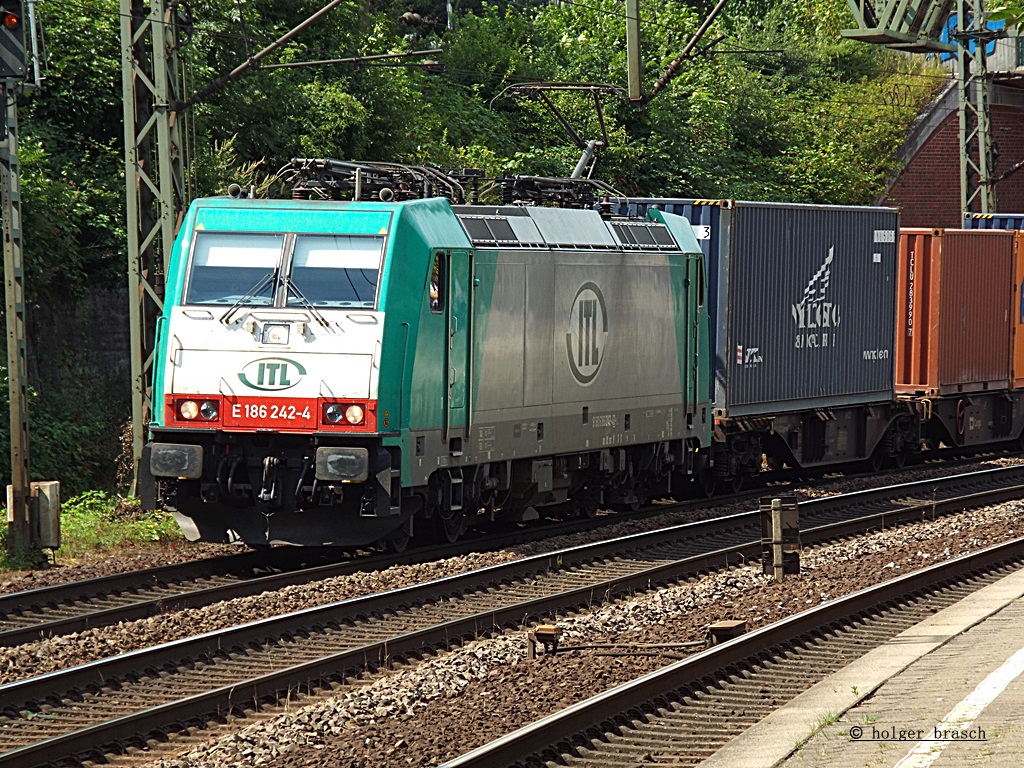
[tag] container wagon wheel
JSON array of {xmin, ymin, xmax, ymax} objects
[
  {"xmin": 870, "ymin": 431, "xmax": 896, "ymax": 472},
  {"xmin": 868, "ymin": 448, "xmax": 885, "ymax": 473}
]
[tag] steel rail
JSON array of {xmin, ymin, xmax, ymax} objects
[
  {"xmin": 440, "ymin": 536, "xmax": 1024, "ymax": 768},
  {"xmin": 1, "ymin": 467, "xmax": 1023, "ymax": 766},
  {"xmin": 0, "ymin": 549, "xmax": 270, "ymax": 614},
  {"xmin": 2, "ymin": 461, "xmax": 1018, "ymax": 649},
  {"xmin": 0, "ymin": 479, "xmax": 764, "ymax": 646}
]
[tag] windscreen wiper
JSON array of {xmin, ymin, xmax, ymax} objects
[
  {"xmin": 281, "ymin": 275, "xmax": 331, "ymax": 328},
  {"xmin": 219, "ymin": 270, "xmax": 277, "ymax": 325}
]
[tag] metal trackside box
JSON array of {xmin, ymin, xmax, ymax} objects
[{"xmin": 615, "ymin": 199, "xmax": 899, "ymax": 417}]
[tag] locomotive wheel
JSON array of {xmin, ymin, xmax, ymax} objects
[
  {"xmin": 612, "ymin": 486, "xmax": 648, "ymax": 512},
  {"xmin": 434, "ymin": 509, "xmax": 465, "ymax": 544},
  {"xmin": 387, "ymin": 529, "xmax": 411, "ymax": 553},
  {"xmin": 574, "ymin": 491, "xmax": 599, "ymax": 518},
  {"xmin": 729, "ymin": 473, "xmax": 744, "ymax": 494}
]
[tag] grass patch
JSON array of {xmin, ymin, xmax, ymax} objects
[
  {"xmin": 1, "ymin": 490, "xmax": 183, "ymax": 570},
  {"xmin": 59, "ymin": 491, "xmax": 183, "ymax": 559}
]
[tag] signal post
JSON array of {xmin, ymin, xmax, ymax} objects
[{"xmin": 1, "ymin": 0, "xmax": 54, "ymax": 561}]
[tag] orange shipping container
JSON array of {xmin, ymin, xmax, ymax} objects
[{"xmin": 896, "ymin": 229, "xmax": 1015, "ymax": 396}]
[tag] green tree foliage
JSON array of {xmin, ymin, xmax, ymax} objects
[
  {"xmin": 989, "ymin": 0, "xmax": 1024, "ymax": 28},
  {"xmin": 0, "ymin": 366, "xmax": 119, "ymax": 495},
  {"xmin": 18, "ymin": 1, "xmax": 125, "ymax": 298}
]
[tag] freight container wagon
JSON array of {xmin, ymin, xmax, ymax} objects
[
  {"xmin": 896, "ymin": 229, "xmax": 1013, "ymax": 395},
  {"xmin": 615, "ymin": 198, "xmax": 911, "ymax": 483},
  {"xmin": 896, "ymin": 228, "xmax": 1022, "ymax": 447}
]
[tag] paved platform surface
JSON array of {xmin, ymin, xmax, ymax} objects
[{"xmin": 697, "ymin": 564, "xmax": 1024, "ymax": 768}]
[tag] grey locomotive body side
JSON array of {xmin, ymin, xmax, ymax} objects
[{"xmin": 402, "ymin": 206, "xmax": 713, "ymax": 519}]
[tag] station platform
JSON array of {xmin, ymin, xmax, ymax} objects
[{"xmin": 697, "ymin": 563, "xmax": 1024, "ymax": 768}]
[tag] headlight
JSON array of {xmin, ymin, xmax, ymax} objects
[
  {"xmin": 261, "ymin": 323, "xmax": 290, "ymax": 345},
  {"xmin": 200, "ymin": 400, "xmax": 219, "ymax": 420},
  {"xmin": 324, "ymin": 404, "xmax": 344, "ymax": 423},
  {"xmin": 179, "ymin": 400, "xmax": 199, "ymax": 420},
  {"xmin": 345, "ymin": 404, "xmax": 365, "ymax": 425}
]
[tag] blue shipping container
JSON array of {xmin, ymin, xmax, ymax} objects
[
  {"xmin": 964, "ymin": 213, "xmax": 1024, "ymax": 230},
  {"xmin": 615, "ymin": 198, "xmax": 899, "ymax": 418}
]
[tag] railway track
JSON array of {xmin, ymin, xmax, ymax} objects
[
  {"xmin": 2, "ymin": 457, "xmax": 1019, "ymax": 650},
  {"xmin": 441, "ymin": 539, "xmax": 1024, "ymax": 768},
  {"xmin": 0, "ymin": 465, "xmax": 1023, "ymax": 767}
]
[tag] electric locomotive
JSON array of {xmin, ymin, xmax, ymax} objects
[{"xmin": 141, "ymin": 160, "xmax": 713, "ymax": 548}]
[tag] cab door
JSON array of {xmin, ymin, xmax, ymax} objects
[{"xmin": 446, "ymin": 250, "xmax": 471, "ymax": 443}]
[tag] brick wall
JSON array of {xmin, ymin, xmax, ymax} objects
[
  {"xmin": 884, "ymin": 102, "xmax": 1024, "ymax": 228},
  {"xmin": 28, "ymin": 282, "xmax": 132, "ymax": 404}
]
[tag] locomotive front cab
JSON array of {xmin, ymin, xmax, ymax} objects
[{"xmin": 143, "ymin": 200, "xmax": 405, "ymax": 547}]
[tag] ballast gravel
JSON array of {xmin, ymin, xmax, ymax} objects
[{"xmin": 141, "ymin": 499, "xmax": 1023, "ymax": 768}]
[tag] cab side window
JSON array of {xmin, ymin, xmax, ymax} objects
[{"xmin": 430, "ymin": 252, "xmax": 446, "ymax": 314}]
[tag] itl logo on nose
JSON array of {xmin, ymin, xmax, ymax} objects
[
  {"xmin": 259, "ymin": 362, "xmax": 290, "ymax": 386},
  {"xmin": 238, "ymin": 357, "xmax": 307, "ymax": 391}
]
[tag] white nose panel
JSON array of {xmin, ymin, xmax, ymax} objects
[{"xmin": 173, "ymin": 351, "xmax": 374, "ymax": 399}]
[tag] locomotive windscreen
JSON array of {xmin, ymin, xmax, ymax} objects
[
  {"xmin": 184, "ymin": 231, "xmax": 384, "ymax": 308},
  {"xmin": 185, "ymin": 232, "xmax": 283, "ymax": 305},
  {"xmin": 286, "ymin": 234, "xmax": 383, "ymax": 308}
]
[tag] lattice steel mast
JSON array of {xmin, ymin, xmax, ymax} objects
[
  {"xmin": 843, "ymin": 0, "xmax": 998, "ymax": 212},
  {"xmin": 121, "ymin": 0, "xmax": 185, "ymax": 490},
  {"xmin": 955, "ymin": 0, "xmax": 995, "ymax": 213}
]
